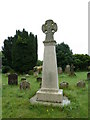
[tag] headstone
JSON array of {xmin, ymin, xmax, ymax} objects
[
  {"xmin": 37, "ymin": 77, "xmax": 42, "ymax": 82},
  {"xmin": 60, "ymin": 82, "xmax": 69, "ymax": 89},
  {"xmin": 8, "ymin": 73, "xmax": 18, "ymax": 85},
  {"xmin": 70, "ymin": 64, "xmax": 76, "ymax": 76},
  {"xmin": 87, "ymin": 72, "xmax": 90, "ymax": 80},
  {"xmin": 34, "ymin": 72, "xmax": 38, "ymax": 77},
  {"xmin": 34, "ymin": 66, "xmax": 42, "ymax": 74},
  {"xmin": 36, "ymin": 20, "xmax": 63, "ymax": 103},
  {"xmin": 58, "ymin": 67, "xmax": 62, "ymax": 74},
  {"xmin": 77, "ymin": 81, "xmax": 85, "ymax": 88},
  {"xmin": 65, "ymin": 65, "xmax": 70, "ymax": 74},
  {"xmin": 20, "ymin": 81, "xmax": 30, "ymax": 90}
]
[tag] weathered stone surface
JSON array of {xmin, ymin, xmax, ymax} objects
[
  {"xmin": 87, "ymin": 72, "xmax": 90, "ymax": 80},
  {"xmin": 20, "ymin": 81, "xmax": 30, "ymax": 90},
  {"xmin": 77, "ymin": 81, "xmax": 85, "ymax": 88},
  {"xmin": 8, "ymin": 73, "xmax": 18, "ymax": 85},
  {"xmin": 37, "ymin": 89, "xmax": 63, "ymax": 103},
  {"xmin": 60, "ymin": 82, "xmax": 69, "ymax": 88},
  {"xmin": 42, "ymin": 19, "xmax": 57, "ymax": 41},
  {"xmin": 36, "ymin": 20, "xmax": 63, "ymax": 103},
  {"xmin": 30, "ymin": 95, "xmax": 70, "ymax": 106}
]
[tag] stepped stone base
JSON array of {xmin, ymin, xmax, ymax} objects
[
  {"xmin": 30, "ymin": 93, "xmax": 70, "ymax": 107},
  {"xmin": 36, "ymin": 89, "xmax": 63, "ymax": 103}
]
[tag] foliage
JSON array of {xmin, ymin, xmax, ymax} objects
[
  {"xmin": 28, "ymin": 70, "xmax": 34, "ymax": 75},
  {"xmin": 56, "ymin": 42, "xmax": 73, "ymax": 70},
  {"xmin": 2, "ymin": 37, "xmax": 13, "ymax": 67},
  {"xmin": 2, "ymin": 29, "xmax": 38, "ymax": 73},
  {"xmin": 56, "ymin": 42, "xmax": 90, "ymax": 71},
  {"xmin": 73, "ymin": 54, "xmax": 90, "ymax": 71},
  {"xmin": 36, "ymin": 60, "xmax": 43, "ymax": 66},
  {"xmin": 2, "ymin": 66, "xmax": 12, "ymax": 73},
  {"xmin": 2, "ymin": 72, "xmax": 88, "ymax": 118}
]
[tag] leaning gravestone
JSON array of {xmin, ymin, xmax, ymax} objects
[
  {"xmin": 87, "ymin": 72, "xmax": 90, "ymax": 80},
  {"xmin": 36, "ymin": 19, "xmax": 63, "ymax": 103},
  {"xmin": 65, "ymin": 65, "xmax": 70, "ymax": 74},
  {"xmin": 20, "ymin": 78, "xmax": 30, "ymax": 90},
  {"xmin": 8, "ymin": 73, "xmax": 18, "ymax": 85}
]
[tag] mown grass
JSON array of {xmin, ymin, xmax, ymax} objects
[
  {"xmin": 2, "ymin": 72, "xmax": 88, "ymax": 118},
  {"xmin": 0, "ymin": 71, "xmax": 2, "ymax": 119}
]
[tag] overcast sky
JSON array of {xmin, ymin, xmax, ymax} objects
[{"xmin": 0, "ymin": 0, "xmax": 88, "ymax": 60}]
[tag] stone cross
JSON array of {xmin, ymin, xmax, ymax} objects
[
  {"xmin": 42, "ymin": 20, "xmax": 57, "ymax": 41},
  {"xmin": 36, "ymin": 20, "xmax": 63, "ymax": 103}
]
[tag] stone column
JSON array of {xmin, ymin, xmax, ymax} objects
[{"xmin": 36, "ymin": 20, "xmax": 63, "ymax": 103}]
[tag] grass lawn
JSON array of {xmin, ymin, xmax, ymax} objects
[
  {"xmin": 2, "ymin": 72, "xmax": 88, "ymax": 118},
  {"xmin": 0, "ymin": 72, "xmax": 2, "ymax": 119}
]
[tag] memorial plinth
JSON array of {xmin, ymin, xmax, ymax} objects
[{"xmin": 36, "ymin": 20, "xmax": 63, "ymax": 103}]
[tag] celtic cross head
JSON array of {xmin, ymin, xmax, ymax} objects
[{"xmin": 42, "ymin": 20, "xmax": 57, "ymax": 41}]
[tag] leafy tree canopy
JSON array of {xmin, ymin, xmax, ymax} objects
[
  {"xmin": 56, "ymin": 42, "xmax": 73, "ymax": 70},
  {"xmin": 2, "ymin": 29, "xmax": 38, "ymax": 73}
]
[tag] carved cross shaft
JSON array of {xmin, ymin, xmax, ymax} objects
[{"xmin": 42, "ymin": 20, "xmax": 57, "ymax": 41}]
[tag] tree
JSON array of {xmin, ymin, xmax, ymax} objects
[
  {"xmin": 56, "ymin": 42, "xmax": 73, "ymax": 70},
  {"xmin": 2, "ymin": 29, "xmax": 38, "ymax": 73},
  {"xmin": 73, "ymin": 54, "xmax": 90, "ymax": 71},
  {"xmin": 2, "ymin": 37, "xmax": 13, "ymax": 67}
]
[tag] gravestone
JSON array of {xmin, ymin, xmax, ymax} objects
[
  {"xmin": 58, "ymin": 67, "xmax": 62, "ymax": 74},
  {"xmin": 20, "ymin": 78, "xmax": 30, "ymax": 90},
  {"xmin": 70, "ymin": 64, "xmax": 76, "ymax": 76},
  {"xmin": 20, "ymin": 81, "xmax": 30, "ymax": 90},
  {"xmin": 8, "ymin": 73, "xmax": 18, "ymax": 85},
  {"xmin": 65, "ymin": 65, "xmax": 70, "ymax": 74},
  {"xmin": 34, "ymin": 72, "xmax": 38, "ymax": 77},
  {"xmin": 60, "ymin": 82, "xmax": 69, "ymax": 89},
  {"xmin": 87, "ymin": 72, "xmax": 90, "ymax": 80},
  {"xmin": 36, "ymin": 20, "xmax": 63, "ymax": 103},
  {"xmin": 77, "ymin": 81, "xmax": 85, "ymax": 88}
]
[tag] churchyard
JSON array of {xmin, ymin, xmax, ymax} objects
[
  {"xmin": 2, "ymin": 71, "xmax": 88, "ymax": 118},
  {"xmin": 1, "ymin": 19, "xmax": 89, "ymax": 119}
]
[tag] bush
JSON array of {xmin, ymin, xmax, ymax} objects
[
  {"xmin": 28, "ymin": 70, "xmax": 34, "ymax": 75},
  {"xmin": 2, "ymin": 66, "xmax": 11, "ymax": 73},
  {"xmin": 36, "ymin": 60, "xmax": 43, "ymax": 66}
]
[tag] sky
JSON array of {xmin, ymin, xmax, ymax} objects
[{"xmin": 0, "ymin": 0, "xmax": 89, "ymax": 60}]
